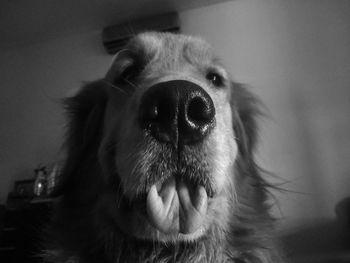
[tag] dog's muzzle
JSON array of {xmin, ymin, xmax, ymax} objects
[
  {"xmin": 136, "ymin": 80, "xmax": 216, "ymax": 235},
  {"xmin": 139, "ymin": 80, "xmax": 216, "ymax": 148}
]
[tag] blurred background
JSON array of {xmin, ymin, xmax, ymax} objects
[{"xmin": 0, "ymin": 0, "xmax": 349, "ymax": 262}]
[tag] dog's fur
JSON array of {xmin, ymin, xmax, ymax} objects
[{"xmin": 45, "ymin": 32, "xmax": 282, "ymax": 263}]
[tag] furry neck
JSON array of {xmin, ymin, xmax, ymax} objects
[
  {"xmin": 69, "ymin": 222, "xmax": 243, "ymax": 263},
  {"xmin": 105, "ymin": 226, "xmax": 233, "ymax": 263}
]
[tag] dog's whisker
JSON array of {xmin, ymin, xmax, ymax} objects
[
  {"xmin": 116, "ymin": 195, "xmax": 122, "ymax": 209},
  {"xmin": 103, "ymin": 79, "xmax": 130, "ymax": 95},
  {"xmin": 123, "ymin": 149, "xmax": 138, "ymax": 162},
  {"xmin": 123, "ymin": 78, "xmax": 139, "ymax": 91},
  {"xmin": 115, "ymin": 182, "xmax": 124, "ymax": 208},
  {"xmin": 230, "ymin": 177, "xmax": 239, "ymax": 205},
  {"xmin": 172, "ymin": 243, "xmax": 178, "ymax": 263},
  {"xmin": 124, "ymin": 22, "xmax": 136, "ymax": 38}
]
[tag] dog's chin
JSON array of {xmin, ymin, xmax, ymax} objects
[{"xmin": 116, "ymin": 175, "xmax": 213, "ymax": 243}]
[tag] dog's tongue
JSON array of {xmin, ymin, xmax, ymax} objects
[{"xmin": 146, "ymin": 177, "xmax": 208, "ymax": 234}]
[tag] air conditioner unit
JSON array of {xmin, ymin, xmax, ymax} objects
[{"xmin": 102, "ymin": 12, "xmax": 180, "ymax": 54}]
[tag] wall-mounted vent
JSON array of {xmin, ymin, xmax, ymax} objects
[{"xmin": 102, "ymin": 12, "xmax": 180, "ymax": 54}]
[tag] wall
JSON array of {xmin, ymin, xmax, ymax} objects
[
  {"xmin": 0, "ymin": 31, "xmax": 111, "ymax": 202},
  {"xmin": 0, "ymin": 0, "xmax": 349, "ymax": 230},
  {"xmin": 180, "ymin": 0, "xmax": 350, "ymax": 228}
]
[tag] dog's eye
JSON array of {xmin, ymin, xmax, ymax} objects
[{"xmin": 206, "ymin": 72, "xmax": 224, "ymax": 87}]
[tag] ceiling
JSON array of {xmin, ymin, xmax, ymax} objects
[{"xmin": 0, "ymin": 0, "xmax": 231, "ymax": 49}]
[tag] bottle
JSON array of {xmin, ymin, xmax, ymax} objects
[{"xmin": 34, "ymin": 165, "xmax": 47, "ymax": 197}]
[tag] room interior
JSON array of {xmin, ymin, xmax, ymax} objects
[{"xmin": 0, "ymin": 0, "xmax": 349, "ymax": 262}]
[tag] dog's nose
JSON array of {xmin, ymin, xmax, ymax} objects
[{"xmin": 139, "ymin": 80, "xmax": 215, "ymax": 147}]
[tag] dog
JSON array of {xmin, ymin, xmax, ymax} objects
[{"xmin": 45, "ymin": 32, "xmax": 283, "ymax": 263}]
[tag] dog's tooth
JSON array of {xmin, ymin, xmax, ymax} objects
[
  {"xmin": 146, "ymin": 178, "xmax": 180, "ymax": 234},
  {"xmin": 160, "ymin": 177, "xmax": 177, "ymax": 213},
  {"xmin": 147, "ymin": 185, "xmax": 163, "ymax": 214}
]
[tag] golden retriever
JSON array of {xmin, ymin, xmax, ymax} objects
[{"xmin": 45, "ymin": 32, "xmax": 282, "ymax": 263}]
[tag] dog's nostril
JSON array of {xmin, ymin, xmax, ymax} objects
[
  {"xmin": 187, "ymin": 96, "xmax": 214, "ymax": 124},
  {"xmin": 143, "ymin": 98, "xmax": 175, "ymax": 123}
]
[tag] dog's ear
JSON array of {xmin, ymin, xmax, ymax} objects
[
  {"xmin": 231, "ymin": 82, "xmax": 262, "ymax": 161},
  {"xmin": 52, "ymin": 80, "xmax": 107, "ymax": 197},
  {"xmin": 231, "ymin": 82, "xmax": 270, "ymax": 208}
]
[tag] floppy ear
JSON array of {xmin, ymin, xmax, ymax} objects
[
  {"xmin": 231, "ymin": 83, "xmax": 272, "ymax": 210},
  {"xmin": 52, "ymin": 80, "xmax": 108, "ymax": 196},
  {"xmin": 231, "ymin": 82, "xmax": 262, "ymax": 161}
]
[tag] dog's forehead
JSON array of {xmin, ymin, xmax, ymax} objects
[{"xmin": 130, "ymin": 32, "xmax": 216, "ymax": 65}]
